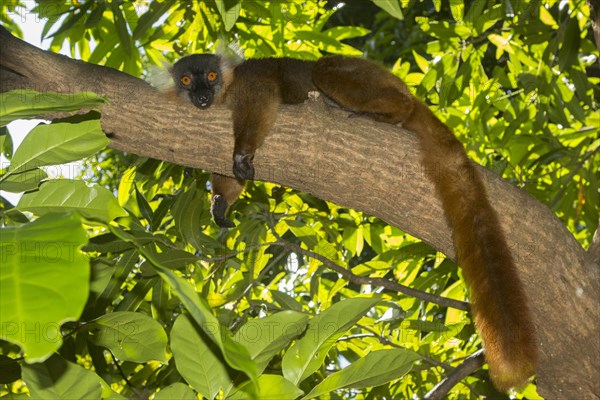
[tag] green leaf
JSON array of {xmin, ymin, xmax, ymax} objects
[
  {"xmin": 0, "ymin": 90, "xmax": 105, "ymax": 127},
  {"xmin": 488, "ymin": 33, "xmax": 514, "ymax": 56},
  {"xmin": 82, "ymin": 233, "xmax": 133, "ymax": 253},
  {"xmin": 215, "ymin": 0, "xmax": 241, "ymax": 31},
  {"xmin": 153, "ymin": 382, "xmax": 197, "ymax": 400},
  {"xmin": 286, "ymin": 221, "xmax": 340, "ymax": 262},
  {"xmin": 85, "ymin": 2, "xmax": 107, "ymax": 28},
  {"xmin": 18, "ymin": 179, "xmax": 127, "ymax": 222},
  {"xmin": 285, "ymin": 220, "xmax": 319, "ymax": 249},
  {"xmin": 22, "ymin": 354, "xmax": 102, "ymax": 400},
  {"xmin": 114, "ymin": 277, "xmax": 158, "ymax": 311},
  {"xmin": 135, "ymin": 184, "xmax": 154, "ymax": 223},
  {"xmin": 371, "ymin": 0, "xmax": 403, "ymax": 20},
  {"xmin": 132, "ymin": 0, "xmax": 176, "ymax": 40},
  {"xmin": 342, "ymin": 224, "xmax": 364, "ymax": 257},
  {"xmin": 0, "ymin": 213, "xmax": 89, "ymax": 362},
  {"xmin": 465, "ymin": 0, "xmax": 488, "ymax": 31},
  {"xmin": 45, "ymin": 2, "xmax": 92, "ymax": 39},
  {"xmin": 161, "ymin": 269, "xmax": 256, "ymax": 378},
  {"xmin": 293, "ymin": 30, "xmax": 345, "ymax": 49},
  {"xmin": 1, "ymin": 125, "xmax": 13, "ymax": 158},
  {"xmin": 148, "ymin": 195, "xmax": 173, "ymax": 231},
  {"xmin": 559, "ymin": 16, "xmax": 581, "ymax": 72},
  {"xmin": 412, "ymin": 50, "xmax": 430, "ymax": 73},
  {"xmin": 94, "ymin": 250, "xmax": 138, "ymax": 313},
  {"xmin": 539, "ymin": 6, "xmax": 557, "ymax": 27},
  {"xmin": 271, "ymin": 290, "xmax": 303, "ymax": 312},
  {"xmin": 3, "ymin": 116, "xmax": 108, "ymax": 180},
  {"xmin": 117, "ymin": 166, "xmax": 135, "ymax": 206},
  {"xmin": 100, "ymin": 385, "xmax": 127, "ymax": 400},
  {"xmin": 109, "ymin": 226, "xmax": 257, "ymax": 379},
  {"xmin": 227, "ymin": 375, "xmax": 303, "ymax": 400},
  {"xmin": 0, "ymin": 168, "xmax": 48, "ymax": 193},
  {"xmin": 171, "ymin": 185, "xmax": 213, "ymax": 249},
  {"xmin": 89, "ymin": 32, "xmax": 120, "ymax": 64},
  {"xmin": 302, "ymin": 349, "xmax": 420, "ymax": 399},
  {"xmin": 282, "ymin": 297, "xmax": 380, "ymax": 384},
  {"xmin": 171, "ymin": 314, "xmax": 231, "ymax": 399},
  {"xmin": 235, "ymin": 311, "xmax": 309, "ymax": 374},
  {"xmin": 323, "ymin": 26, "xmax": 370, "ymax": 41},
  {"xmin": 84, "ymin": 311, "xmax": 168, "ymax": 363},
  {"xmin": 147, "ymin": 247, "xmax": 201, "ymax": 271},
  {"xmin": 89, "ymin": 259, "xmax": 117, "ymax": 303},
  {"xmin": 38, "ymin": 3, "xmax": 71, "ymax": 39},
  {"xmin": 449, "ymin": 0, "xmax": 464, "ymax": 22},
  {"xmin": 110, "ymin": 3, "xmax": 133, "ymax": 56}
]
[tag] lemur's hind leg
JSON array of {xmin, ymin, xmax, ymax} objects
[{"xmin": 312, "ymin": 56, "xmax": 415, "ymax": 125}]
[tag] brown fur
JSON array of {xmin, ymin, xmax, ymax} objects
[
  {"xmin": 313, "ymin": 56, "xmax": 537, "ymax": 390},
  {"xmin": 175, "ymin": 54, "xmax": 538, "ymax": 390},
  {"xmin": 212, "ymin": 174, "xmax": 245, "ymax": 205},
  {"xmin": 407, "ymin": 102, "xmax": 537, "ymax": 391}
]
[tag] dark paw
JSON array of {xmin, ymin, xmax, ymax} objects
[
  {"xmin": 233, "ymin": 153, "xmax": 255, "ymax": 180},
  {"xmin": 214, "ymin": 216, "xmax": 235, "ymax": 228},
  {"xmin": 211, "ymin": 195, "xmax": 235, "ymax": 228}
]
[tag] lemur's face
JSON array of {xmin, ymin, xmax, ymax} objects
[{"xmin": 171, "ymin": 54, "xmax": 223, "ymax": 109}]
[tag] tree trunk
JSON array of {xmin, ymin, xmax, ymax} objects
[{"xmin": 1, "ymin": 27, "xmax": 597, "ymax": 399}]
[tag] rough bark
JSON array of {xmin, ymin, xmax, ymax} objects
[
  {"xmin": 589, "ymin": 0, "xmax": 600, "ymax": 59},
  {"xmin": 1, "ymin": 28, "xmax": 598, "ymax": 399}
]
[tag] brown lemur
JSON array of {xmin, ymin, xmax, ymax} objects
[{"xmin": 169, "ymin": 53, "xmax": 537, "ymax": 391}]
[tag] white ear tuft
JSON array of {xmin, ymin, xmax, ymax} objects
[
  {"xmin": 216, "ymin": 39, "xmax": 244, "ymax": 68},
  {"xmin": 146, "ymin": 62, "xmax": 174, "ymax": 91}
]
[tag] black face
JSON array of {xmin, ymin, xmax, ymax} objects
[{"xmin": 171, "ymin": 54, "xmax": 223, "ymax": 109}]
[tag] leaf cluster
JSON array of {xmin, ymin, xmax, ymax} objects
[{"xmin": 1, "ymin": 0, "xmax": 597, "ymax": 399}]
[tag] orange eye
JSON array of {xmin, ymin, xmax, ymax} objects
[
  {"xmin": 207, "ymin": 71, "xmax": 218, "ymax": 81},
  {"xmin": 180, "ymin": 75, "xmax": 191, "ymax": 86}
]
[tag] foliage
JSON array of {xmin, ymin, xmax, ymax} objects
[{"xmin": 0, "ymin": 1, "xmax": 597, "ymax": 399}]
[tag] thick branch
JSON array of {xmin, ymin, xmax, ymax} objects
[{"xmin": 1, "ymin": 27, "xmax": 598, "ymax": 399}]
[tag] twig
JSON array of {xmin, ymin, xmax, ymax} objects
[
  {"xmin": 264, "ymin": 215, "xmax": 469, "ymax": 310},
  {"xmin": 109, "ymin": 351, "xmax": 142, "ymax": 398},
  {"xmin": 203, "ymin": 241, "xmax": 279, "ymax": 263},
  {"xmin": 241, "ymin": 249, "xmax": 289, "ymax": 299},
  {"xmin": 229, "ymin": 249, "xmax": 290, "ymax": 331},
  {"xmin": 356, "ymin": 323, "xmax": 453, "ymax": 371},
  {"xmin": 423, "ymin": 349, "xmax": 485, "ymax": 400},
  {"xmin": 282, "ymin": 239, "xmax": 469, "ymax": 311}
]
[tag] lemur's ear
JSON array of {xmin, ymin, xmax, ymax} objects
[
  {"xmin": 216, "ymin": 39, "xmax": 245, "ymax": 70},
  {"xmin": 146, "ymin": 61, "xmax": 175, "ymax": 92}
]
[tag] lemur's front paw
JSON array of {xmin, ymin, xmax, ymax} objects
[
  {"xmin": 233, "ymin": 154, "xmax": 255, "ymax": 180},
  {"xmin": 211, "ymin": 195, "xmax": 235, "ymax": 228}
]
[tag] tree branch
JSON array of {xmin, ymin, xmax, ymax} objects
[
  {"xmin": 423, "ymin": 350, "xmax": 486, "ymax": 400},
  {"xmin": 275, "ymin": 238, "xmax": 470, "ymax": 311},
  {"xmin": 1, "ymin": 27, "xmax": 598, "ymax": 399},
  {"xmin": 264, "ymin": 214, "xmax": 469, "ymax": 310}
]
